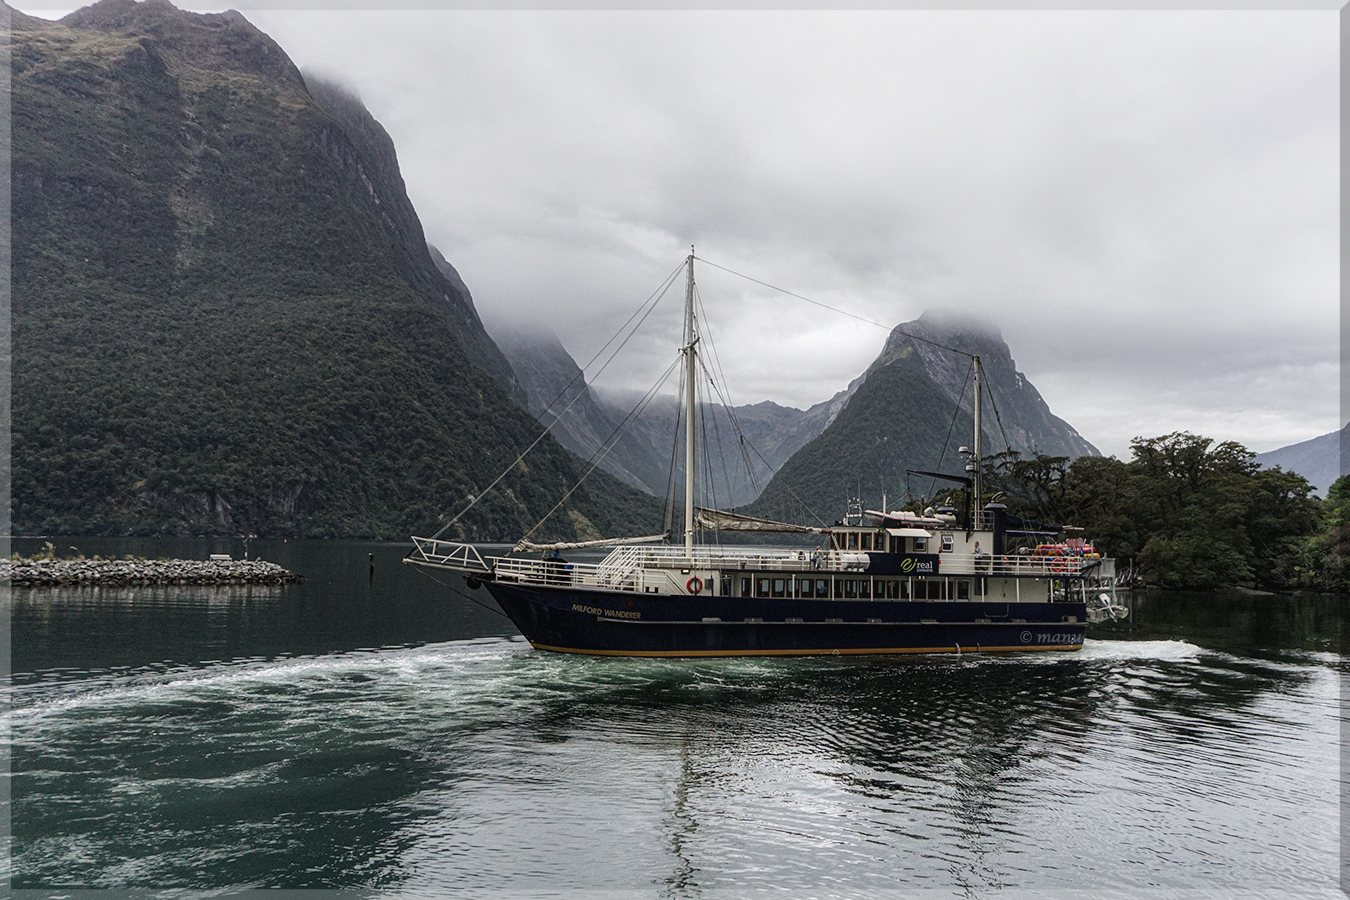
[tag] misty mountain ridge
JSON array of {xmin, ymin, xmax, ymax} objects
[
  {"xmin": 1254, "ymin": 425, "xmax": 1348, "ymax": 497},
  {"xmin": 498, "ymin": 310, "xmax": 1099, "ymax": 516}
]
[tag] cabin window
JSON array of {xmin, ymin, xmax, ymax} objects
[
  {"xmin": 721, "ymin": 576, "xmax": 732, "ymax": 596},
  {"xmin": 941, "ymin": 533, "xmax": 954, "ymax": 553},
  {"xmin": 799, "ymin": 579, "xmax": 814, "ymax": 598},
  {"xmin": 757, "ymin": 577, "xmax": 771, "ymax": 597},
  {"xmin": 817, "ymin": 579, "xmax": 831, "ymax": 599},
  {"xmin": 740, "ymin": 577, "xmax": 752, "ymax": 598},
  {"xmin": 878, "ymin": 579, "xmax": 898, "ymax": 599},
  {"xmin": 772, "ymin": 578, "xmax": 786, "ymax": 598},
  {"xmin": 914, "ymin": 538, "xmax": 927, "ymax": 553},
  {"xmin": 922, "ymin": 580, "xmax": 942, "ymax": 600},
  {"xmin": 860, "ymin": 533, "xmax": 873, "ymax": 551},
  {"xmin": 900, "ymin": 580, "xmax": 910, "ymax": 600},
  {"xmin": 859, "ymin": 579, "xmax": 871, "ymax": 600},
  {"xmin": 956, "ymin": 580, "xmax": 970, "ymax": 600},
  {"xmin": 847, "ymin": 533, "xmax": 859, "ymax": 550}
]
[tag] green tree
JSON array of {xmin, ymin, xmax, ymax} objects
[
  {"xmin": 1293, "ymin": 475, "xmax": 1350, "ymax": 592},
  {"xmin": 1006, "ymin": 432, "xmax": 1320, "ymax": 590}
]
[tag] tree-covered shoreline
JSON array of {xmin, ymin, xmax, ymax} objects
[{"xmin": 983, "ymin": 431, "xmax": 1344, "ymax": 592}]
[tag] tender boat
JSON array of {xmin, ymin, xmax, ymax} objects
[{"xmin": 406, "ymin": 253, "xmax": 1122, "ymax": 657}]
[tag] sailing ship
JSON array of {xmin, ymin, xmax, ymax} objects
[{"xmin": 406, "ymin": 254, "xmax": 1124, "ymax": 657}]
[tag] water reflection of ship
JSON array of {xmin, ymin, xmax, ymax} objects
[
  {"xmin": 461, "ymin": 639, "xmax": 1327, "ymax": 891},
  {"xmin": 408, "ymin": 254, "xmax": 1125, "ymax": 657},
  {"xmin": 494, "ymin": 656, "xmax": 1105, "ymax": 889}
]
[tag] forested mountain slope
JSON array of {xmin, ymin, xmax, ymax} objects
[
  {"xmin": 10, "ymin": 0, "xmax": 660, "ymax": 539},
  {"xmin": 746, "ymin": 314, "xmax": 1098, "ymax": 523}
]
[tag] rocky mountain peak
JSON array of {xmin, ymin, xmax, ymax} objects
[
  {"xmin": 60, "ymin": 0, "xmax": 305, "ymax": 88},
  {"xmin": 865, "ymin": 312, "xmax": 1097, "ymax": 460}
]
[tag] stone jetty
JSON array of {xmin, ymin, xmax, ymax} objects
[{"xmin": 3, "ymin": 558, "xmax": 304, "ymax": 587}]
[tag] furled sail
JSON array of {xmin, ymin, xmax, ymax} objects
[
  {"xmin": 694, "ymin": 507, "xmax": 828, "ymax": 534},
  {"xmin": 512, "ymin": 534, "xmax": 668, "ymax": 553}
]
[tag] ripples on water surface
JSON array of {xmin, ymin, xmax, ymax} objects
[{"xmin": 7, "ymin": 539, "xmax": 1346, "ymax": 898}]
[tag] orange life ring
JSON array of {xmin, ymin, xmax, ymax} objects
[
  {"xmin": 687, "ymin": 576, "xmax": 703, "ymax": 594},
  {"xmin": 1050, "ymin": 558, "xmax": 1070, "ymax": 574}
]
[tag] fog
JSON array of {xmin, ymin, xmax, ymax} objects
[{"xmin": 20, "ymin": 5, "xmax": 1340, "ymax": 458}]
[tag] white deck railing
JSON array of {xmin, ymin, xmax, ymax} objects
[
  {"xmin": 409, "ymin": 537, "xmax": 1112, "ymax": 590},
  {"xmin": 939, "ymin": 553, "xmax": 1103, "ymax": 578}
]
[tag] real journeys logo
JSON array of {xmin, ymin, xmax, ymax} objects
[{"xmin": 899, "ymin": 556, "xmax": 936, "ymax": 575}]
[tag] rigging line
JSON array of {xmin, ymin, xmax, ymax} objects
[
  {"xmin": 534, "ymin": 263, "xmax": 681, "ymax": 438},
  {"xmin": 702, "ymin": 377, "xmax": 723, "ymax": 534},
  {"xmin": 407, "ymin": 563, "xmax": 513, "ymax": 623},
  {"xmin": 695, "ymin": 355, "xmax": 762, "ymax": 504},
  {"xmin": 926, "ymin": 360, "xmax": 974, "ymax": 502},
  {"xmin": 690, "ymin": 287, "xmax": 769, "ymax": 503},
  {"xmin": 577, "ymin": 352, "xmax": 683, "ymax": 477},
  {"xmin": 577, "ymin": 259, "xmax": 685, "ymax": 375},
  {"xmin": 691, "ymin": 286, "xmax": 750, "ymax": 506},
  {"xmin": 433, "ymin": 265, "xmax": 682, "ymax": 540},
  {"xmin": 520, "ymin": 353, "xmax": 683, "ymax": 544},
  {"xmin": 663, "ymin": 361, "xmax": 685, "ymax": 542},
  {"xmin": 693, "ymin": 255, "xmax": 973, "ymax": 359},
  {"xmin": 732, "ymin": 421, "xmax": 831, "ymax": 528},
  {"xmin": 692, "ymin": 350, "xmax": 823, "ymax": 525},
  {"xmin": 702, "ymin": 371, "xmax": 738, "ymax": 515},
  {"xmin": 981, "ymin": 376, "xmax": 1016, "ymax": 457},
  {"xmin": 693, "ymin": 353, "xmax": 805, "ymax": 520}
]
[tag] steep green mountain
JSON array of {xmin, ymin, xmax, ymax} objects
[
  {"xmin": 745, "ymin": 314, "xmax": 1097, "ymax": 523},
  {"xmin": 746, "ymin": 365, "xmax": 975, "ymax": 525},
  {"xmin": 492, "ymin": 329, "xmax": 674, "ymax": 498},
  {"xmin": 10, "ymin": 0, "xmax": 661, "ymax": 540}
]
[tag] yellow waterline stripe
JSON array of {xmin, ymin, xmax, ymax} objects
[{"xmin": 528, "ymin": 643, "xmax": 1082, "ymax": 658}]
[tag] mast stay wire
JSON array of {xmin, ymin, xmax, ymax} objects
[
  {"xmin": 697, "ymin": 255, "xmax": 1027, "ymax": 512},
  {"xmin": 691, "ymin": 283, "xmax": 768, "ymax": 503},
  {"xmin": 431, "ymin": 260, "xmax": 684, "ymax": 540},
  {"xmin": 663, "ymin": 358, "xmax": 686, "ymax": 542},
  {"xmin": 691, "ymin": 279, "xmax": 827, "ymax": 526},
  {"xmin": 921, "ymin": 359, "xmax": 975, "ymax": 504},
  {"xmin": 692, "ymin": 284, "xmax": 757, "ymax": 503},
  {"xmin": 436, "ymin": 251, "xmax": 1004, "ymax": 542},
  {"xmin": 520, "ymin": 353, "xmax": 684, "ymax": 544},
  {"xmin": 695, "ymin": 352, "xmax": 830, "ymax": 528},
  {"xmin": 693, "ymin": 256, "xmax": 973, "ymax": 359},
  {"xmin": 982, "ymin": 374, "xmax": 1017, "ymax": 458}
]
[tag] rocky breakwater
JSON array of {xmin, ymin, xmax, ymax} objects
[{"xmin": 3, "ymin": 558, "xmax": 304, "ymax": 587}]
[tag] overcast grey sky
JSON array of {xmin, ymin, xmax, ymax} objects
[{"xmin": 24, "ymin": 6, "xmax": 1340, "ymax": 458}]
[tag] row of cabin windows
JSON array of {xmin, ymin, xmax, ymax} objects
[
  {"xmin": 832, "ymin": 532, "xmax": 907, "ymax": 551},
  {"xmin": 731, "ymin": 575, "xmax": 972, "ymax": 601},
  {"xmin": 831, "ymin": 532, "xmax": 956, "ymax": 553}
]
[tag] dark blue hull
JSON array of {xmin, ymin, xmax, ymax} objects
[{"xmin": 486, "ymin": 582, "xmax": 1086, "ymax": 657}]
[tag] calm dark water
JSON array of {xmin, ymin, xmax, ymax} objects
[{"xmin": 6, "ymin": 538, "xmax": 1346, "ymax": 898}]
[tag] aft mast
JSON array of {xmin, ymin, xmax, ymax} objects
[
  {"xmin": 683, "ymin": 249, "xmax": 697, "ymax": 555},
  {"xmin": 972, "ymin": 354, "xmax": 983, "ymax": 524}
]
